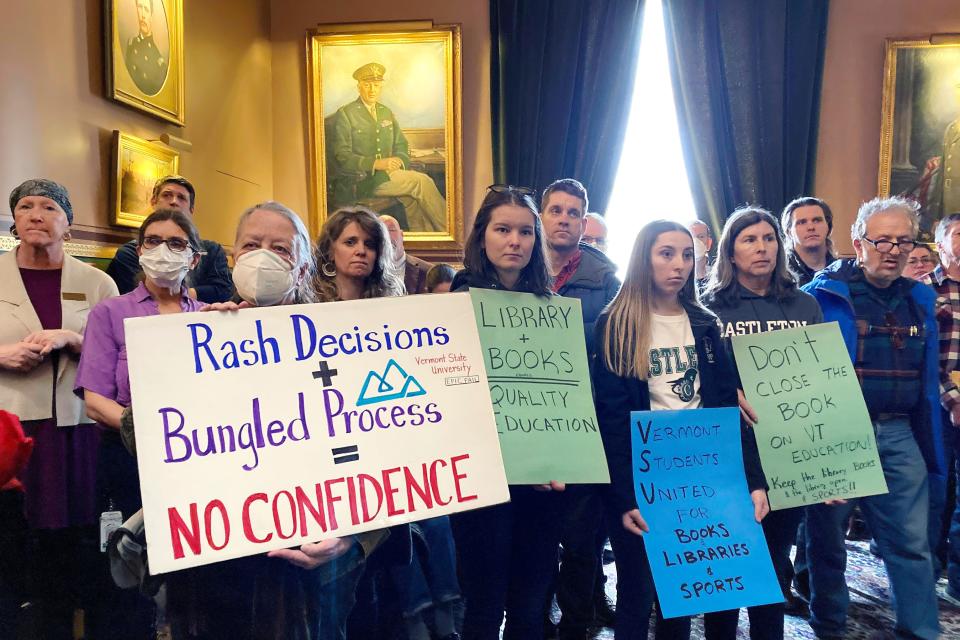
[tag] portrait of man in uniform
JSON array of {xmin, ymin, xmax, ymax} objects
[
  {"xmin": 880, "ymin": 41, "xmax": 960, "ymax": 239},
  {"xmin": 120, "ymin": 0, "xmax": 170, "ymax": 96},
  {"xmin": 329, "ymin": 63, "xmax": 446, "ymax": 233},
  {"xmin": 309, "ymin": 27, "xmax": 463, "ymax": 248},
  {"xmin": 107, "ymin": 0, "xmax": 183, "ymax": 124}
]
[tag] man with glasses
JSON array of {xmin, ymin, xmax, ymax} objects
[
  {"xmin": 538, "ymin": 178, "xmax": 620, "ymax": 638},
  {"xmin": 803, "ymin": 196, "xmax": 944, "ymax": 640},
  {"xmin": 106, "ymin": 175, "xmax": 233, "ymax": 303},
  {"xmin": 687, "ymin": 219, "xmax": 714, "ymax": 286},
  {"xmin": 581, "ymin": 212, "xmax": 608, "ymax": 254}
]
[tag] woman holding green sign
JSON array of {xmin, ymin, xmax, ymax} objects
[
  {"xmin": 701, "ymin": 207, "xmax": 822, "ymax": 640},
  {"xmin": 449, "ymin": 185, "xmax": 565, "ymax": 640},
  {"xmin": 593, "ymin": 220, "xmax": 768, "ymax": 640}
]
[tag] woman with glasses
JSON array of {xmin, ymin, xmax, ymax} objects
[
  {"xmin": 448, "ymin": 185, "xmax": 564, "ymax": 640},
  {"xmin": 592, "ymin": 220, "xmax": 768, "ymax": 640},
  {"xmin": 0, "ymin": 179, "xmax": 118, "ymax": 637},
  {"xmin": 74, "ymin": 208, "xmax": 203, "ymax": 637},
  {"xmin": 906, "ymin": 244, "xmax": 938, "ymax": 281},
  {"xmin": 700, "ymin": 207, "xmax": 822, "ymax": 640}
]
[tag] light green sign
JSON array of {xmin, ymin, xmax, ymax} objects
[
  {"xmin": 731, "ymin": 322, "xmax": 888, "ymax": 510},
  {"xmin": 469, "ymin": 289, "xmax": 610, "ymax": 484}
]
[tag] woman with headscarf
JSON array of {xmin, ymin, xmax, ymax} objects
[{"xmin": 0, "ymin": 179, "xmax": 117, "ymax": 637}]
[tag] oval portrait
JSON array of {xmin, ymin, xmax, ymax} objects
[{"xmin": 118, "ymin": 0, "xmax": 171, "ymax": 96}]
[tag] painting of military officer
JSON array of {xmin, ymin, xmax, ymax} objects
[
  {"xmin": 330, "ymin": 63, "xmax": 447, "ymax": 233},
  {"xmin": 121, "ymin": 0, "xmax": 170, "ymax": 96}
]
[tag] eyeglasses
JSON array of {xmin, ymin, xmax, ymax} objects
[
  {"xmin": 860, "ymin": 237, "xmax": 917, "ymax": 254},
  {"xmin": 142, "ymin": 235, "xmax": 192, "ymax": 253},
  {"xmin": 907, "ymin": 256, "xmax": 934, "ymax": 265},
  {"xmin": 487, "ymin": 184, "xmax": 537, "ymax": 197}
]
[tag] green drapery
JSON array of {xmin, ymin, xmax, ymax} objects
[
  {"xmin": 663, "ymin": 0, "xmax": 829, "ymax": 232},
  {"xmin": 490, "ymin": 0, "xmax": 645, "ymax": 212}
]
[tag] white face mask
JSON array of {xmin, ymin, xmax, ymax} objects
[
  {"xmin": 693, "ymin": 237, "xmax": 708, "ymax": 261},
  {"xmin": 233, "ymin": 249, "xmax": 297, "ymax": 306},
  {"xmin": 139, "ymin": 244, "xmax": 193, "ymax": 292}
]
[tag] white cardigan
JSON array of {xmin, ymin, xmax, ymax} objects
[{"xmin": 0, "ymin": 249, "xmax": 118, "ymax": 425}]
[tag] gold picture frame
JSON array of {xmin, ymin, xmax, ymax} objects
[
  {"xmin": 878, "ymin": 37, "xmax": 960, "ymax": 240},
  {"xmin": 106, "ymin": 0, "xmax": 185, "ymax": 126},
  {"xmin": 111, "ymin": 131, "xmax": 179, "ymax": 228},
  {"xmin": 307, "ymin": 21, "xmax": 463, "ymax": 252}
]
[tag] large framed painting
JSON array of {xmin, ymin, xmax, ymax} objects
[
  {"xmin": 106, "ymin": 0, "xmax": 185, "ymax": 126},
  {"xmin": 110, "ymin": 131, "xmax": 179, "ymax": 228},
  {"xmin": 879, "ymin": 38, "xmax": 960, "ymax": 240},
  {"xmin": 307, "ymin": 22, "xmax": 463, "ymax": 251}
]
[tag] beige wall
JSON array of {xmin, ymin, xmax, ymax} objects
[
  {"xmin": 269, "ymin": 0, "xmax": 493, "ymax": 253},
  {"xmin": 814, "ymin": 0, "xmax": 960, "ymax": 254},
  {"xmin": 0, "ymin": 0, "xmax": 273, "ymax": 250}
]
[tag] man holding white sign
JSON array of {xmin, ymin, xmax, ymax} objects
[{"xmin": 803, "ymin": 197, "xmax": 945, "ymax": 640}]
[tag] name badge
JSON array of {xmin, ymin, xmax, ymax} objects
[{"xmin": 62, "ymin": 292, "xmax": 87, "ymax": 301}]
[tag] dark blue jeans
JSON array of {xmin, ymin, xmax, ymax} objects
[
  {"xmin": 806, "ymin": 418, "xmax": 939, "ymax": 639},
  {"xmin": 451, "ymin": 488, "xmax": 562, "ymax": 640},
  {"xmin": 390, "ymin": 516, "xmax": 460, "ymax": 616},
  {"xmin": 555, "ymin": 484, "xmax": 605, "ymax": 633}
]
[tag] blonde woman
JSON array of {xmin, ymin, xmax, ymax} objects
[{"xmin": 592, "ymin": 220, "xmax": 768, "ymax": 640}]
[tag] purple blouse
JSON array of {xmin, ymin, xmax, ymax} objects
[{"xmin": 75, "ymin": 282, "xmax": 203, "ymax": 407}]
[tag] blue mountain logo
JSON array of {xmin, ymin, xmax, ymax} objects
[{"xmin": 356, "ymin": 359, "xmax": 426, "ymax": 406}]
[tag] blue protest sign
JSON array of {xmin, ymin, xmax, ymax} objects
[{"xmin": 631, "ymin": 407, "xmax": 782, "ymax": 618}]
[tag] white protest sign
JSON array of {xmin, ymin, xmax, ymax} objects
[{"xmin": 126, "ymin": 292, "xmax": 509, "ymax": 574}]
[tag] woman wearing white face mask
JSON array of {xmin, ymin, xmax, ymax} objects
[
  {"xmin": 74, "ymin": 208, "xmax": 202, "ymax": 635},
  {"xmin": 184, "ymin": 202, "xmax": 392, "ymax": 640}
]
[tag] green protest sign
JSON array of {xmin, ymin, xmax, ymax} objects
[
  {"xmin": 731, "ymin": 322, "xmax": 887, "ymax": 510},
  {"xmin": 468, "ymin": 289, "xmax": 610, "ymax": 484}
]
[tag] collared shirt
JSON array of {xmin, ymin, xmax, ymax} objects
[
  {"xmin": 922, "ymin": 264, "xmax": 960, "ymax": 410},
  {"xmin": 75, "ymin": 282, "xmax": 203, "ymax": 409},
  {"xmin": 551, "ymin": 249, "xmax": 583, "ymax": 293}
]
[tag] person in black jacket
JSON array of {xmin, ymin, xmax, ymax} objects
[
  {"xmin": 593, "ymin": 220, "xmax": 768, "ymax": 640},
  {"xmin": 701, "ymin": 207, "xmax": 823, "ymax": 640},
  {"xmin": 106, "ymin": 175, "xmax": 234, "ymax": 303},
  {"xmin": 781, "ymin": 197, "xmax": 836, "ymax": 287},
  {"xmin": 449, "ymin": 185, "xmax": 565, "ymax": 640},
  {"xmin": 539, "ymin": 179, "xmax": 621, "ymax": 637}
]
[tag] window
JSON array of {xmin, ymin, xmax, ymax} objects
[{"xmin": 605, "ymin": 0, "xmax": 697, "ymax": 276}]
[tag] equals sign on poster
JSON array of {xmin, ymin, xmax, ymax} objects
[{"xmin": 332, "ymin": 445, "xmax": 360, "ymax": 464}]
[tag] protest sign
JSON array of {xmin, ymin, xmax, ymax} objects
[
  {"xmin": 631, "ymin": 407, "xmax": 782, "ymax": 618},
  {"xmin": 468, "ymin": 288, "xmax": 609, "ymax": 484},
  {"xmin": 126, "ymin": 293, "xmax": 509, "ymax": 574},
  {"xmin": 732, "ymin": 323, "xmax": 887, "ymax": 510}
]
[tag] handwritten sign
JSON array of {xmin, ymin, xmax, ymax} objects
[
  {"xmin": 631, "ymin": 407, "xmax": 782, "ymax": 618},
  {"xmin": 468, "ymin": 289, "xmax": 609, "ymax": 484},
  {"xmin": 731, "ymin": 323, "xmax": 887, "ymax": 510},
  {"xmin": 126, "ymin": 293, "xmax": 509, "ymax": 574}
]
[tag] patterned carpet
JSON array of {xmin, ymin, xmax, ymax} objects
[{"xmin": 582, "ymin": 541, "xmax": 960, "ymax": 639}]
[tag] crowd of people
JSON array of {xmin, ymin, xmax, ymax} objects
[{"xmin": 0, "ymin": 173, "xmax": 956, "ymax": 640}]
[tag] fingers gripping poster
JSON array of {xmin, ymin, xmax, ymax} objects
[{"xmin": 125, "ymin": 293, "xmax": 509, "ymax": 573}]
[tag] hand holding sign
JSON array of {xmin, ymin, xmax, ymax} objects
[{"xmin": 731, "ymin": 323, "xmax": 888, "ymax": 510}]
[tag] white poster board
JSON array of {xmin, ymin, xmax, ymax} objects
[{"xmin": 126, "ymin": 293, "xmax": 509, "ymax": 574}]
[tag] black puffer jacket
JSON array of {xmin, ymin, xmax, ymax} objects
[{"xmin": 555, "ymin": 244, "xmax": 621, "ymax": 357}]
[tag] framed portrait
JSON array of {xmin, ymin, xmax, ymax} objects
[
  {"xmin": 307, "ymin": 22, "xmax": 463, "ymax": 251},
  {"xmin": 110, "ymin": 130, "xmax": 179, "ymax": 228},
  {"xmin": 878, "ymin": 38, "xmax": 960, "ymax": 240},
  {"xmin": 106, "ymin": 0, "xmax": 185, "ymax": 125}
]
